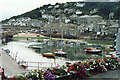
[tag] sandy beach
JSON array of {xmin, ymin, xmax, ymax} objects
[
  {"xmin": 14, "ymin": 33, "xmax": 87, "ymax": 43},
  {"xmin": 14, "ymin": 33, "xmax": 46, "ymax": 38},
  {"xmin": 14, "ymin": 33, "xmax": 111, "ymax": 48}
]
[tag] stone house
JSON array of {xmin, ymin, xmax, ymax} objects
[
  {"xmin": 76, "ymin": 15, "xmax": 102, "ymax": 32},
  {"xmin": 108, "ymin": 24, "xmax": 119, "ymax": 35}
]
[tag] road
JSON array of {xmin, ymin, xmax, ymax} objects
[
  {"xmin": 87, "ymin": 69, "xmax": 120, "ymax": 80},
  {"xmin": 0, "ymin": 48, "xmax": 27, "ymax": 76}
]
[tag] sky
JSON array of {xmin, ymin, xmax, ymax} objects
[
  {"xmin": 0, "ymin": 0, "xmax": 118, "ymax": 21},
  {"xmin": 0, "ymin": 0, "xmax": 84, "ymax": 21}
]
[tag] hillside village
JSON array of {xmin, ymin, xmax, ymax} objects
[
  {"xmin": 1, "ymin": 2, "xmax": 120, "ymax": 39},
  {"xmin": 1, "ymin": 1, "xmax": 120, "ymax": 80}
]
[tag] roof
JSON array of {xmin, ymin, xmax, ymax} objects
[
  {"xmin": 109, "ymin": 24, "xmax": 119, "ymax": 28},
  {"xmin": 97, "ymin": 21, "xmax": 106, "ymax": 25},
  {"xmin": 79, "ymin": 15, "xmax": 101, "ymax": 18},
  {"xmin": 79, "ymin": 15, "xmax": 90, "ymax": 18},
  {"xmin": 103, "ymin": 27, "xmax": 109, "ymax": 29},
  {"xmin": 76, "ymin": 11, "xmax": 82, "ymax": 14},
  {"xmin": 91, "ymin": 15, "xmax": 101, "ymax": 17}
]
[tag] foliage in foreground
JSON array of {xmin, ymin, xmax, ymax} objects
[{"xmin": 12, "ymin": 55, "xmax": 119, "ymax": 80}]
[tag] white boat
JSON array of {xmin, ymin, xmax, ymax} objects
[
  {"xmin": 29, "ymin": 45, "xmax": 42, "ymax": 49},
  {"xmin": 43, "ymin": 39, "xmax": 50, "ymax": 44},
  {"xmin": 85, "ymin": 49, "xmax": 102, "ymax": 54},
  {"xmin": 53, "ymin": 49, "xmax": 67, "ymax": 57},
  {"xmin": 47, "ymin": 41, "xmax": 54, "ymax": 45}
]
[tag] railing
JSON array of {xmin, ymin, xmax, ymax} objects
[
  {"xmin": 2, "ymin": 49, "xmax": 56, "ymax": 70},
  {"xmin": 21, "ymin": 61, "xmax": 56, "ymax": 70}
]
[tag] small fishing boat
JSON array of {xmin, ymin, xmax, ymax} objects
[
  {"xmin": 84, "ymin": 47, "xmax": 102, "ymax": 54},
  {"xmin": 47, "ymin": 41, "xmax": 54, "ymax": 45},
  {"xmin": 53, "ymin": 49, "xmax": 67, "ymax": 57},
  {"xmin": 29, "ymin": 45, "xmax": 42, "ymax": 49},
  {"xmin": 94, "ymin": 44, "xmax": 101, "ymax": 48},
  {"xmin": 84, "ymin": 47, "xmax": 94, "ymax": 51},
  {"xmin": 42, "ymin": 53, "xmax": 55, "ymax": 57},
  {"xmin": 43, "ymin": 39, "xmax": 50, "ymax": 44},
  {"xmin": 73, "ymin": 42, "xmax": 87, "ymax": 46},
  {"xmin": 106, "ymin": 49, "xmax": 114, "ymax": 52},
  {"xmin": 85, "ymin": 49, "xmax": 102, "ymax": 54}
]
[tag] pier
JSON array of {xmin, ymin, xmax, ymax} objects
[{"xmin": 0, "ymin": 48, "xmax": 27, "ymax": 76}]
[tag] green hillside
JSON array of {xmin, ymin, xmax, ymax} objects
[{"xmin": 2, "ymin": 2, "xmax": 120, "ymax": 23}]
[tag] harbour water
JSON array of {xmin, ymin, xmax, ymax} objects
[{"xmin": 2, "ymin": 38, "xmax": 104, "ymax": 70}]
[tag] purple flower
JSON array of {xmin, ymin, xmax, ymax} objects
[
  {"xmin": 75, "ymin": 62, "xmax": 77, "ymax": 64},
  {"xmin": 56, "ymin": 67, "xmax": 58, "ymax": 69},
  {"xmin": 47, "ymin": 73, "xmax": 52, "ymax": 77},
  {"xmin": 50, "ymin": 76, "xmax": 55, "ymax": 80},
  {"xmin": 45, "ymin": 74, "xmax": 48, "ymax": 77}
]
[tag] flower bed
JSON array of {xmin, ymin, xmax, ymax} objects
[
  {"xmin": 16, "ymin": 69, "xmax": 44, "ymax": 80},
  {"xmin": 67, "ymin": 62, "xmax": 89, "ymax": 78},
  {"xmin": 7, "ymin": 55, "xmax": 119, "ymax": 80},
  {"xmin": 83, "ymin": 58, "xmax": 107, "ymax": 73}
]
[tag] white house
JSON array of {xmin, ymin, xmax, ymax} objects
[
  {"xmin": 76, "ymin": 11, "xmax": 82, "ymax": 15},
  {"xmin": 108, "ymin": 24, "xmax": 119, "ymax": 35},
  {"xmin": 76, "ymin": 3, "xmax": 85, "ymax": 7},
  {"xmin": 54, "ymin": 5, "xmax": 59, "ymax": 8},
  {"xmin": 65, "ymin": 19, "xmax": 70, "ymax": 23}
]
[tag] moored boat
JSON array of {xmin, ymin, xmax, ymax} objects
[
  {"xmin": 42, "ymin": 53, "xmax": 55, "ymax": 57},
  {"xmin": 106, "ymin": 49, "xmax": 114, "ymax": 52},
  {"xmin": 84, "ymin": 47, "xmax": 94, "ymax": 51},
  {"xmin": 94, "ymin": 44, "xmax": 101, "ymax": 48},
  {"xmin": 29, "ymin": 45, "xmax": 42, "ymax": 49},
  {"xmin": 85, "ymin": 49, "xmax": 102, "ymax": 54},
  {"xmin": 84, "ymin": 47, "xmax": 102, "ymax": 54},
  {"xmin": 53, "ymin": 49, "xmax": 67, "ymax": 57},
  {"xmin": 46, "ymin": 41, "xmax": 54, "ymax": 45}
]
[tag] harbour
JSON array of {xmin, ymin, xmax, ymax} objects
[
  {"xmin": 0, "ymin": 1, "xmax": 120, "ymax": 79},
  {"xmin": 0, "ymin": 26, "xmax": 119, "ymax": 79},
  {"xmin": 0, "ymin": 31, "xmax": 107, "ymax": 74}
]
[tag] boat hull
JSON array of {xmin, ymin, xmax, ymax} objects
[
  {"xmin": 53, "ymin": 53, "xmax": 67, "ymax": 57},
  {"xmin": 42, "ymin": 54, "xmax": 55, "ymax": 57},
  {"xmin": 85, "ymin": 50, "xmax": 102, "ymax": 54},
  {"xmin": 30, "ymin": 46, "xmax": 42, "ymax": 49}
]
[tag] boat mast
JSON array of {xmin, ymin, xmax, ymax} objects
[{"xmin": 60, "ymin": 20, "xmax": 63, "ymax": 50}]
